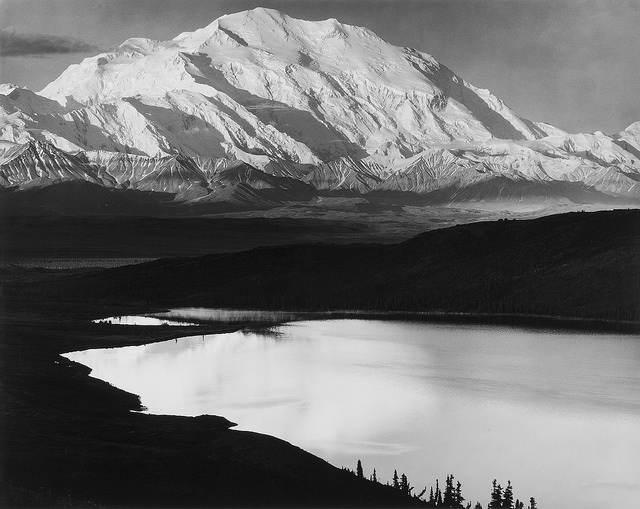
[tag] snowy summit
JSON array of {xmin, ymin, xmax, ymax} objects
[{"xmin": 1, "ymin": 8, "xmax": 639, "ymax": 204}]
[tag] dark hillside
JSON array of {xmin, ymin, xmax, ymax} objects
[
  {"xmin": 1, "ymin": 215, "xmax": 375, "ymax": 260},
  {"xmin": 15, "ymin": 209, "xmax": 640, "ymax": 326},
  {"xmin": 1, "ymin": 320, "xmax": 428, "ymax": 508}
]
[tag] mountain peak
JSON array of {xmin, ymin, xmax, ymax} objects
[
  {"xmin": 4, "ymin": 8, "xmax": 639, "ymax": 207},
  {"xmin": 171, "ymin": 7, "xmax": 383, "ymax": 59},
  {"xmin": 36, "ymin": 7, "xmax": 550, "ymax": 160}
]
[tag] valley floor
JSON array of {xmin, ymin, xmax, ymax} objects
[{"xmin": 1, "ymin": 202, "xmax": 615, "ymax": 265}]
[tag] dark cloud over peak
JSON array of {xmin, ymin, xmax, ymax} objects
[{"xmin": 0, "ymin": 28, "xmax": 100, "ymax": 56}]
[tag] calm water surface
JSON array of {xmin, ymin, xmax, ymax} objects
[
  {"xmin": 94, "ymin": 309, "xmax": 307, "ymax": 326},
  {"xmin": 65, "ymin": 320, "xmax": 640, "ymax": 509},
  {"xmin": 93, "ymin": 316, "xmax": 199, "ymax": 326}
]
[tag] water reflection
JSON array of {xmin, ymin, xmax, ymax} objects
[
  {"xmin": 95, "ymin": 308, "xmax": 306, "ymax": 326},
  {"xmin": 93, "ymin": 316, "xmax": 199, "ymax": 326},
  {"xmin": 65, "ymin": 320, "xmax": 640, "ymax": 509},
  {"xmin": 155, "ymin": 308, "xmax": 305, "ymax": 323}
]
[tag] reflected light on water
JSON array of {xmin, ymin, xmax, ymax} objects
[
  {"xmin": 93, "ymin": 316, "xmax": 199, "ymax": 326},
  {"xmin": 65, "ymin": 319, "xmax": 640, "ymax": 509},
  {"xmin": 154, "ymin": 308, "xmax": 304, "ymax": 323},
  {"xmin": 94, "ymin": 308, "xmax": 306, "ymax": 326}
]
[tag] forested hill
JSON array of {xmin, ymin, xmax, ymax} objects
[{"xmin": 24, "ymin": 209, "xmax": 640, "ymax": 326}]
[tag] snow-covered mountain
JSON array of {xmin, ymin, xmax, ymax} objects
[{"xmin": 1, "ymin": 8, "xmax": 639, "ymax": 210}]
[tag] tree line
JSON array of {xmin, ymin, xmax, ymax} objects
[{"xmin": 346, "ymin": 460, "xmax": 538, "ymax": 509}]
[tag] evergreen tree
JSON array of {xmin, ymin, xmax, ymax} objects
[
  {"xmin": 456, "ymin": 481, "xmax": 465, "ymax": 506},
  {"xmin": 356, "ymin": 459, "xmax": 363, "ymax": 479},
  {"xmin": 489, "ymin": 480, "xmax": 503, "ymax": 509},
  {"xmin": 436, "ymin": 479, "xmax": 443, "ymax": 506},
  {"xmin": 503, "ymin": 481, "xmax": 514, "ymax": 509},
  {"xmin": 443, "ymin": 475, "xmax": 455, "ymax": 506},
  {"xmin": 474, "ymin": 503, "xmax": 483, "ymax": 509},
  {"xmin": 529, "ymin": 497, "xmax": 537, "ymax": 509},
  {"xmin": 371, "ymin": 468, "xmax": 377, "ymax": 483},
  {"xmin": 515, "ymin": 500, "xmax": 524, "ymax": 509},
  {"xmin": 429, "ymin": 486, "xmax": 435, "ymax": 504},
  {"xmin": 401, "ymin": 473, "xmax": 409, "ymax": 495},
  {"xmin": 393, "ymin": 470, "xmax": 400, "ymax": 490}
]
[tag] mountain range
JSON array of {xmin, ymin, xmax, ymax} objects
[{"xmin": 2, "ymin": 8, "xmax": 640, "ymax": 213}]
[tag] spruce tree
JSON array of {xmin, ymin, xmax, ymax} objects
[
  {"xmin": 429, "ymin": 486, "xmax": 435, "ymax": 504},
  {"xmin": 456, "ymin": 481, "xmax": 464, "ymax": 506},
  {"xmin": 503, "ymin": 481, "xmax": 514, "ymax": 509},
  {"xmin": 393, "ymin": 470, "xmax": 400, "ymax": 489},
  {"xmin": 371, "ymin": 468, "xmax": 377, "ymax": 483},
  {"xmin": 356, "ymin": 459, "xmax": 363, "ymax": 479},
  {"xmin": 401, "ymin": 473, "xmax": 409, "ymax": 495},
  {"xmin": 436, "ymin": 479, "xmax": 443, "ymax": 506},
  {"xmin": 529, "ymin": 497, "xmax": 537, "ymax": 509},
  {"xmin": 489, "ymin": 480, "xmax": 502, "ymax": 509},
  {"xmin": 443, "ymin": 474, "xmax": 455, "ymax": 506}
]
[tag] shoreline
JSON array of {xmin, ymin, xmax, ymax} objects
[
  {"xmin": 4, "ymin": 305, "xmax": 636, "ymax": 507},
  {"xmin": 82, "ymin": 308, "xmax": 640, "ymax": 348},
  {"xmin": 2, "ymin": 314, "xmax": 427, "ymax": 507},
  {"xmin": 51, "ymin": 306, "xmax": 640, "ymax": 508}
]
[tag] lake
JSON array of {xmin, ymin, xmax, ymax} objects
[{"xmin": 64, "ymin": 318, "xmax": 640, "ymax": 509}]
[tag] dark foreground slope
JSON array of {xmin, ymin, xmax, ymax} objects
[
  {"xmin": 1, "ymin": 317, "xmax": 427, "ymax": 508},
  {"xmin": 21, "ymin": 209, "xmax": 640, "ymax": 326}
]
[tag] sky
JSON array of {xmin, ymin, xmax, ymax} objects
[{"xmin": 0, "ymin": 0, "xmax": 638, "ymax": 134}]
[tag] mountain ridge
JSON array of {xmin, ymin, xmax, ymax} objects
[{"xmin": 1, "ymin": 8, "xmax": 639, "ymax": 211}]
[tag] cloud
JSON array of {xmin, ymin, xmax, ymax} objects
[{"xmin": 0, "ymin": 28, "xmax": 100, "ymax": 56}]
